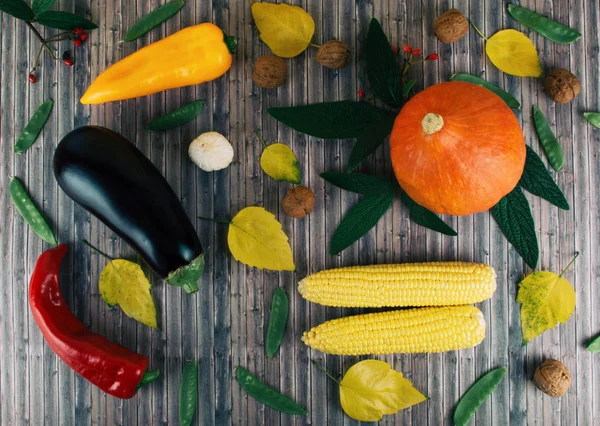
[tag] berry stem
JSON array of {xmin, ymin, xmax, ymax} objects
[
  {"xmin": 30, "ymin": 45, "xmax": 44, "ymax": 73},
  {"xmin": 26, "ymin": 21, "xmax": 58, "ymax": 58},
  {"xmin": 468, "ymin": 19, "xmax": 488, "ymax": 41}
]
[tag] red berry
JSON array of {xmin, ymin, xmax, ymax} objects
[
  {"xmin": 412, "ymin": 49, "xmax": 422, "ymax": 56},
  {"xmin": 63, "ymin": 59, "xmax": 73, "ymax": 67},
  {"xmin": 74, "ymin": 28, "xmax": 83, "ymax": 34},
  {"xmin": 74, "ymin": 38, "xmax": 82, "ymax": 47},
  {"xmin": 403, "ymin": 44, "xmax": 413, "ymax": 54},
  {"xmin": 358, "ymin": 89, "xmax": 366, "ymax": 99},
  {"xmin": 79, "ymin": 33, "xmax": 88, "ymax": 42},
  {"xmin": 390, "ymin": 45, "xmax": 399, "ymax": 54},
  {"xmin": 428, "ymin": 53, "xmax": 439, "ymax": 61},
  {"xmin": 29, "ymin": 73, "xmax": 37, "ymax": 84}
]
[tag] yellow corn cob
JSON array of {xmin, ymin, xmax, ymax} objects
[
  {"xmin": 302, "ymin": 305, "xmax": 485, "ymax": 355},
  {"xmin": 298, "ymin": 262, "xmax": 496, "ymax": 307}
]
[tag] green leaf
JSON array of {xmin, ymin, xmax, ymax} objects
[
  {"xmin": 268, "ymin": 101, "xmax": 388, "ymax": 139},
  {"xmin": 584, "ymin": 112, "xmax": 600, "ymax": 129},
  {"xmin": 402, "ymin": 79, "xmax": 416, "ymax": 98},
  {"xmin": 36, "ymin": 11, "xmax": 98, "ymax": 30},
  {"xmin": 0, "ymin": 0, "xmax": 34, "ymax": 20},
  {"xmin": 519, "ymin": 145, "xmax": 569, "ymax": 210},
  {"xmin": 532, "ymin": 105, "xmax": 564, "ymax": 172},
  {"xmin": 320, "ymin": 171, "xmax": 397, "ymax": 195},
  {"xmin": 587, "ymin": 334, "xmax": 600, "ymax": 352},
  {"xmin": 490, "ymin": 186, "xmax": 539, "ymax": 269},
  {"xmin": 31, "ymin": 0, "xmax": 55, "ymax": 14},
  {"xmin": 347, "ymin": 113, "xmax": 396, "ymax": 172},
  {"xmin": 399, "ymin": 190, "xmax": 457, "ymax": 236},
  {"xmin": 124, "ymin": 1, "xmax": 185, "ymax": 42},
  {"xmin": 450, "ymin": 73, "xmax": 521, "ymax": 109},
  {"xmin": 330, "ymin": 191, "xmax": 394, "ymax": 255},
  {"xmin": 365, "ymin": 18, "xmax": 401, "ymax": 108}
]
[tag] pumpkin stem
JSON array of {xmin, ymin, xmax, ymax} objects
[{"xmin": 422, "ymin": 113, "xmax": 444, "ymax": 135}]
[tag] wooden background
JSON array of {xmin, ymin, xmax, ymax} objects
[{"xmin": 1, "ymin": 0, "xmax": 599, "ymax": 425}]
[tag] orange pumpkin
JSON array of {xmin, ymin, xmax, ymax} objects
[{"xmin": 390, "ymin": 81, "xmax": 526, "ymax": 216}]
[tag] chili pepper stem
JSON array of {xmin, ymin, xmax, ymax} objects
[
  {"xmin": 82, "ymin": 239, "xmax": 114, "ymax": 260},
  {"xmin": 468, "ymin": 19, "xmax": 488, "ymax": 41},
  {"xmin": 255, "ymin": 132, "xmax": 268, "ymax": 149},
  {"xmin": 558, "ymin": 252, "xmax": 580, "ymax": 278},
  {"xmin": 311, "ymin": 359, "xmax": 340, "ymax": 385},
  {"xmin": 30, "ymin": 45, "xmax": 45, "ymax": 73},
  {"xmin": 198, "ymin": 216, "xmax": 231, "ymax": 225}
]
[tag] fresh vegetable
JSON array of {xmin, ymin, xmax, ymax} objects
[
  {"xmin": 14, "ymin": 99, "xmax": 53, "ymax": 153},
  {"xmin": 179, "ymin": 361, "xmax": 198, "ymax": 426},
  {"xmin": 434, "ymin": 9, "xmax": 469, "ymax": 44},
  {"xmin": 10, "ymin": 177, "xmax": 57, "ymax": 245},
  {"xmin": 316, "ymin": 40, "xmax": 350, "ymax": 70},
  {"xmin": 265, "ymin": 288, "xmax": 289, "ymax": 357},
  {"xmin": 235, "ymin": 366, "xmax": 307, "ymax": 415},
  {"xmin": 298, "ymin": 262, "xmax": 496, "ymax": 307},
  {"xmin": 507, "ymin": 4, "xmax": 581, "ymax": 44},
  {"xmin": 532, "ymin": 105, "xmax": 564, "ymax": 172},
  {"xmin": 147, "ymin": 100, "xmax": 206, "ymax": 131},
  {"xmin": 534, "ymin": 359, "xmax": 571, "ymax": 397},
  {"xmin": 454, "ymin": 367, "xmax": 506, "ymax": 426},
  {"xmin": 188, "ymin": 131, "xmax": 234, "ymax": 172},
  {"xmin": 484, "ymin": 29, "xmax": 543, "ymax": 77},
  {"xmin": 29, "ymin": 245, "xmax": 152, "ymax": 399},
  {"xmin": 544, "ymin": 69, "xmax": 581, "ymax": 104},
  {"xmin": 584, "ymin": 112, "xmax": 600, "ymax": 129},
  {"xmin": 390, "ymin": 81, "xmax": 526, "ymax": 216},
  {"xmin": 124, "ymin": 1, "xmax": 185, "ymax": 42},
  {"xmin": 253, "ymin": 56, "xmax": 287, "ymax": 89},
  {"xmin": 450, "ymin": 73, "xmax": 520, "ymax": 109},
  {"xmin": 80, "ymin": 23, "xmax": 235, "ymax": 104},
  {"xmin": 281, "ymin": 186, "xmax": 314, "ymax": 218},
  {"xmin": 54, "ymin": 126, "xmax": 204, "ymax": 293},
  {"xmin": 302, "ymin": 305, "xmax": 486, "ymax": 355}
]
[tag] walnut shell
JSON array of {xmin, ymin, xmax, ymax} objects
[
  {"xmin": 316, "ymin": 40, "xmax": 350, "ymax": 70},
  {"xmin": 544, "ymin": 69, "xmax": 581, "ymax": 104},
  {"xmin": 434, "ymin": 9, "xmax": 469, "ymax": 44},
  {"xmin": 253, "ymin": 56, "xmax": 287, "ymax": 89},
  {"xmin": 534, "ymin": 359, "xmax": 571, "ymax": 397},
  {"xmin": 282, "ymin": 186, "xmax": 315, "ymax": 218}
]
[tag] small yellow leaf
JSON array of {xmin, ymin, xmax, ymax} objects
[
  {"xmin": 517, "ymin": 271, "xmax": 576, "ymax": 344},
  {"xmin": 228, "ymin": 206, "xmax": 295, "ymax": 271},
  {"xmin": 260, "ymin": 143, "xmax": 301, "ymax": 184},
  {"xmin": 339, "ymin": 360, "xmax": 427, "ymax": 422},
  {"xmin": 251, "ymin": 2, "xmax": 315, "ymax": 58},
  {"xmin": 99, "ymin": 259, "xmax": 158, "ymax": 329},
  {"xmin": 486, "ymin": 29, "xmax": 543, "ymax": 77}
]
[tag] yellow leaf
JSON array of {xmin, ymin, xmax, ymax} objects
[
  {"xmin": 517, "ymin": 271, "xmax": 576, "ymax": 344},
  {"xmin": 228, "ymin": 206, "xmax": 295, "ymax": 271},
  {"xmin": 260, "ymin": 143, "xmax": 301, "ymax": 184},
  {"xmin": 339, "ymin": 360, "xmax": 427, "ymax": 422},
  {"xmin": 99, "ymin": 259, "xmax": 158, "ymax": 329},
  {"xmin": 251, "ymin": 2, "xmax": 315, "ymax": 58},
  {"xmin": 486, "ymin": 29, "xmax": 543, "ymax": 77}
]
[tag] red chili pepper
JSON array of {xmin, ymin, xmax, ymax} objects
[{"xmin": 29, "ymin": 245, "xmax": 149, "ymax": 399}]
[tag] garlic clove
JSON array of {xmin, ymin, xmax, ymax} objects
[{"xmin": 188, "ymin": 131, "xmax": 234, "ymax": 172}]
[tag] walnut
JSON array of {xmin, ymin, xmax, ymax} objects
[
  {"xmin": 253, "ymin": 56, "xmax": 287, "ymax": 89},
  {"xmin": 534, "ymin": 359, "xmax": 571, "ymax": 397},
  {"xmin": 316, "ymin": 40, "xmax": 351, "ymax": 70},
  {"xmin": 434, "ymin": 9, "xmax": 469, "ymax": 44},
  {"xmin": 282, "ymin": 186, "xmax": 315, "ymax": 218},
  {"xmin": 544, "ymin": 69, "xmax": 581, "ymax": 104}
]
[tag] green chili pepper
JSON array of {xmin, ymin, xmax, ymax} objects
[
  {"xmin": 14, "ymin": 99, "xmax": 53, "ymax": 154},
  {"xmin": 587, "ymin": 335, "xmax": 600, "ymax": 352},
  {"xmin": 265, "ymin": 287, "xmax": 289, "ymax": 357},
  {"xmin": 507, "ymin": 4, "xmax": 581, "ymax": 44},
  {"xmin": 532, "ymin": 106, "xmax": 564, "ymax": 172},
  {"xmin": 137, "ymin": 369, "xmax": 160, "ymax": 389},
  {"xmin": 450, "ymin": 74, "xmax": 521, "ymax": 109},
  {"xmin": 124, "ymin": 1, "xmax": 185, "ymax": 42},
  {"xmin": 454, "ymin": 367, "xmax": 506, "ymax": 426},
  {"xmin": 10, "ymin": 177, "xmax": 57, "ymax": 245},
  {"xmin": 147, "ymin": 100, "xmax": 206, "ymax": 131},
  {"xmin": 235, "ymin": 366, "xmax": 307, "ymax": 416},
  {"xmin": 179, "ymin": 361, "xmax": 198, "ymax": 426},
  {"xmin": 584, "ymin": 112, "xmax": 600, "ymax": 129}
]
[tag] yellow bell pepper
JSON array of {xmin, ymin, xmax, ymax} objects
[{"xmin": 81, "ymin": 23, "xmax": 235, "ymax": 104}]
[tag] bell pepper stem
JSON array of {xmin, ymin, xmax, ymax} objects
[
  {"xmin": 137, "ymin": 370, "xmax": 160, "ymax": 389},
  {"xmin": 223, "ymin": 33, "xmax": 237, "ymax": 54}
]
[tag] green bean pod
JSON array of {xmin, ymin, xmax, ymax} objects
[
  {"xmin": 147, "ymin": 100, "xmax": 206, "ymax": 131},
  {"xmin": 179, "ymin": 361, "xmax": 198, "ymax": 426},
  {"xmin": 124, "ymin": 1, "xmax": 185, "ymax": 42},
  {"xmin": 532, "ymin": 106, "xmax": 564, "ymax": 172},
  {"xmin": 587, "ymin": 335, "xmax": 600, "ymax": 352},
  {"xmin": 10, "ymin": 177, "xmax": 57, "ymax": 245},
  {"xmin": 235, "ymin": 367, "xmax": 307, "ymax": 416},
  {"xmin": 266, "ymin": 287, "xmax": 289, "ymax": 357},
  {"xmin": 450, "ymin": 74, "xmax": 520, "ymax": 109},
  {"xmin": 14, "ymin": 99, "xmax": 53, "ymax": 153},
  {"xmin": 507, "ymin": 4, "xmax": 581, "ymax": 44},
  {"xmin": 584, "ymin": 112, "xmax": 600, "ymax": 129},
  {"xmin": 454, "ymin": 367, "xmax": 506, "ymax": 426}
]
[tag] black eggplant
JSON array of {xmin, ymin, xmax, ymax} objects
[{"xmin": 54, "ymin": 125, "xmax": 203, "ymax": 293}]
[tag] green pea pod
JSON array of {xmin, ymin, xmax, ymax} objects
[
  {"xmin": 124, "ymin": 1, "xmax": 185, "ymax": 42},
  {"xmin": 532, "ymin": 106, "xmax": 564, "ymax": 172},
  {"xmin": 454, "ymin": 367, "xmax": 506, "ymax": 426},
  {"xmin": 587, "ymin": 335, "xmax": 600, "ymax": 352},
  {"xmin": 450, "ymin": 74, "xmax": 520, "ymax": 109},
  {"xmin": 235, "ymin": 366, "xmax": 307, "ymax": 416},
  {"xmin": 584, "ymin": 112, "xmax": 600, "ymax": 129},
  {"xmin": 15, "ymin": 99, "xmax": 53, "ymax": 154},
  {"xmin": 147, "ymin": 100, "xmax": 206, "ymax": 131},
  {"xmin": 507, "ymin": 4, "xmax": 581, "ymax": 44},
  {"xmin": 137, "ymin": 369, "xmax": 160, "ymax": 389},
  {"xmin": 10, "ymin": 177, "xmax": 57, "ymax": 245},
  {"xmin": 179, "ymin": 361, "xmax": 198, "ymax": 426},
  {"xmin": 266, "ymin": 288, "xmax": 289, "ymax": 357}
]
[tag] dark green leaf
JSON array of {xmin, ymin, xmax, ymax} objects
[
  {"xmin": 402, "ymin": 79, "xmax": 416, "ymax": 98},
  {"xmin": 532, "ymin": 105, "xmax": 564, "ymax": 172},
  {"xmin": 450, "ymin": 73, "xmax": 521, "ymax": 109},
  {"xmin": 124, "ymin": 1, "xmax": 185, "ymax": 42},
  {"xmin": 507, "ymin": 4, "xmax": 581, "ymax": 44},
  {"xmin": 519, "ymin": 145, "xmax": 569, "ymax": 210},
  {"xmin": 0, "ymin": 0, "xmax": 34, "ymax": 20},
  {"xmin": 268, "ymin": 101, "xmax": 388, "ymax": 139},
  {"xmin": 36, "ymin": 11, "xmax": 97, "ymax": 30},
  {"xmin": 321, "ymin": 171, "xmax": 397, "ymax": 195},
  {"xmin": 365, "ymin": 18, "xmax": 402, "ymax": 108},
  {"xmin": 147, "ymin": 100, "xmax": 205, "ymax": 131},
  {"xmin": 15, "ymin": 99, "xmax": 53, "ymax": 154},
  {"xmin": 584, "ymin": 112, "xmax": 600, "ymax": 129},
  {"xmin": 31, "ymin": 0, "xmax": 55, "ymax": 14},
  {"xmin": 399, "ymin": 190, "xmax": 457, "ymax": 236},
  {"xmin": 490, "ymin": 186, "xmax": 539, "ymax": 269},
  {"xmin": 330, "ymin": 191, "xmax": 394, "ymax": 255},
  {"xmin": 347, "ymin": 112, "xmax": 396, "ymax": 171}
]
